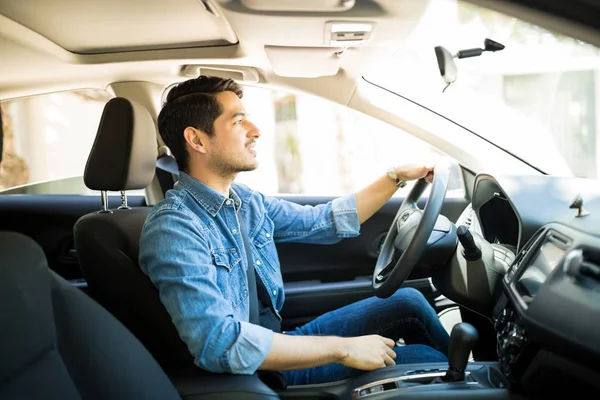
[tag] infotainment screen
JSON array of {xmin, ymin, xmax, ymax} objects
[{"xmin": 515, "ymin": 239, "xmax": 566, "ymax": 303}]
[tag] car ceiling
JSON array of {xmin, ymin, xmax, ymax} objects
[{"xmin": 1, "ymin": 0, "xmax": 599, "ymax": 107}]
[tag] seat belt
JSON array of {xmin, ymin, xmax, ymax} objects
[
  {"xmin": 237, "ymin": 213, "xmax": 261, "ymax": 325},
  {"xmin": 237, "ymin": 211, "xmax": 288, "ymax": 391}
]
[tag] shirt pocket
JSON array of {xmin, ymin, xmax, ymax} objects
[{"xmin": 211, "ymin": 247, "xmax": 246, "ymax": 309}]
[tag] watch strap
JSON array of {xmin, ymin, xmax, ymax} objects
[{"xmin": 387, "ymin": 167, "xmax": 407, "ymax": 188}]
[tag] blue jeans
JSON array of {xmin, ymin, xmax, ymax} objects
[{"xmin": 282, "ymin": 287, "xmax": 450, "ymax": 385}]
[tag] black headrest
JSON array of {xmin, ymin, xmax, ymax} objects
[{"xmin": 84, "ymin": 97, "xmax": 158, "ymax": 191}]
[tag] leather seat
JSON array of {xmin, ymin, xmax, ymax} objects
[{"xmin": 72, "ymin": 97, "xmax": 278, "ymax": 399}]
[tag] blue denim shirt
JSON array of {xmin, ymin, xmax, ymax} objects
[{"xmin": 139, "ymin": 172, "xmax": 360, "ymax": 374}]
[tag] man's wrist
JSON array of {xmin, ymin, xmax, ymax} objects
[
  {"xmin": 386, "ymin": 166, "xmax": 407, "ymax": 188},
  {"xmin": 331, "ymin": 337, "xmax": 351, "ymax": 363}
]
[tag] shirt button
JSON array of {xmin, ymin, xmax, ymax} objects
[
  {"xmin": 265, "ymin": 233, "xmax": 271, "ymax": 238},
  {"xmin": 232, "ymin": 228, "xmax": 238, "ymax": 234},
  {"xmin": 256, "ymin": 260, "xmax": 261, "ymax": 266},
  {"xmin": 272, "ymin": 289, "xmax": 277, "ymax": 295},
  {"xmin": 225, "ymin": 200, "xmax": 232, "ymax": 206}
]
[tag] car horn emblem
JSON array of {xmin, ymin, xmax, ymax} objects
[{"xmin": 399, "ymin": 210, "xmax": 412, "ymax": 225}]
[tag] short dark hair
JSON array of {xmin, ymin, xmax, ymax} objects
[{"xmin": 157, "ymin": 76, "xmax": 244, "ymax": 171}]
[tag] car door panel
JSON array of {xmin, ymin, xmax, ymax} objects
[{"xmin": 0, "ymin": 194, "xmax": 146, "ymax": 284}]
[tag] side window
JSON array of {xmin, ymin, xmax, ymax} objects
[
  {"xmin": 235, "ymin": 86, "xmax": 465, "ymax": 198},
  {"xmin": 0, "ymin": 90, "xmax": 145, "ymax": 196}
]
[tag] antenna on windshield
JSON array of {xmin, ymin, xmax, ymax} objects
[{"xmin": 435, "ymin": 38, "xmax": 505, "ymax": 92}]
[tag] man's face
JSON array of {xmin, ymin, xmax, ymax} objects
[{"xmin": 207, "ymin": 91, "xmax": 260, "ymax": 175}]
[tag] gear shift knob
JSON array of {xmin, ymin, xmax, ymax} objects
[{"xmin": 442, "ymin": 322, "xmax": 479, "ymax": 382}]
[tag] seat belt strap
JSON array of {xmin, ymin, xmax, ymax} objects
[{"xmin": 238, "ymin": 212, "xmax": 261, "ymax": 325}]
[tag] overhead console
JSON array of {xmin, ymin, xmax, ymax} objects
[{"xmin": 494, "ymin": 222, "xmax": 600, "ymax": 396}]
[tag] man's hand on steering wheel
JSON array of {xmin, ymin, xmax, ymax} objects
[{"xmin": 393, "ymin": 163, "xmax": 435, "ymax": 183}]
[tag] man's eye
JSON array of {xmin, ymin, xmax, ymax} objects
[{"xmin": 234, "ymin": 120, "xmax": 243, "ymax": 125}]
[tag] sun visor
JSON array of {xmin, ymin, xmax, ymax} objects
[
  {"xmin": 0, "ymin": 0, "xmax": 237, "ymax": 54},
  {"xmin": 264, "ymin": 46, "xmax": 343, "ymax": 78}
]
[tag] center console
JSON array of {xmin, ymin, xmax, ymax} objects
[
  {"xmin": 349, "ymin": 322, "xmax": 509, "ymax": 399},
  {"xmin": 283, "ymin": 322, "xmax": 512, "ymax": 400},
  {"xmin": 283, "ymin": 221, "xmax": 600, "ymax": 400}
]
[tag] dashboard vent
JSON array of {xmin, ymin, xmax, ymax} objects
[
  {"xmin": 580, "ymin": 261, "xmax": 600, "ymax": 282},
  {"xmin": 564, "ymin": 248, "xmax": 600, "ymax": 284}
]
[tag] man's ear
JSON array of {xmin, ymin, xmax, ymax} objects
[{"xmin": 183, "ymin": 127, "xmax": 207, "ymax": 154}]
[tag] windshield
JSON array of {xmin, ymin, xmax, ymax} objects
[{"xmin": 364, "ymin": 0, "xmax": 600, "ymax": 178}]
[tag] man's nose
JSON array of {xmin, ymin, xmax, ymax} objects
[{"xmin": 247, "ymin": 121, "xmax": 261, "ymax": 139}]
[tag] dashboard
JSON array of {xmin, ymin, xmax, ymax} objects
[
  {"xmin": 293, "ymin": 172, "xmax": 600, "ymax": 400},
  {"xmin": 468, "ymin": 173, "xmax": 600, "ymax": 395}
]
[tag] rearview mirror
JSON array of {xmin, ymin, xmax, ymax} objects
[
  {"xmin": 434, "ymin": 38, "xmax": 505, "ymax": 92},
  {"xmin": 434, "ymin": 46, "xmax": 457, "ymax": 86}
]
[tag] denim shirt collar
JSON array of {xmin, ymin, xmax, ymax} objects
[{"xmin": 175, "ymin": 171, "xmax": 242, "ymax": 217}]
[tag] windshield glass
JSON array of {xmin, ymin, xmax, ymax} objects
[{"xmin": 364, "ymin": 0, "xmax": 600, "ymax": 178}]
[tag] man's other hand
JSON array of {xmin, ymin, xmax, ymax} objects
[{"xmin": 337, "ymin": 335, "xmax": 397, "ymax": 370}]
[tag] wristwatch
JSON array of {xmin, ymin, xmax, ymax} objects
[{"xmin": 386, "ymin": 167, "xmax": 407, "ymax": 188}]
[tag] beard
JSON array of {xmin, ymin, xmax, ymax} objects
[{"xmin": 209, "ymin": 147, "xmax": 258, "ymax": 178}]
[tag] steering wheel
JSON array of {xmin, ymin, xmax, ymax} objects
[{"xmin": 373, "ymin": 164, "xmax": 450, "ymax": 298}]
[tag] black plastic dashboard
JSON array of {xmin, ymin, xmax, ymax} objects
[
  {"xmin": 494, "ymin": 222, "xmax": 600, "ymax": 395},
  {"xmin": 472, "ymin": 173, "xmax": 600, "ymax": 252},
  {"xmin": 470, "ymin": 173, "xmax": 600, "ymax": 395}
]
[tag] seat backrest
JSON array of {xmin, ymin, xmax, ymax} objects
[
  {"xmin": 0, "ymin": 231, "xmax": 181, "ymax": 400},
  {"xmin": 73, "ymin": 97, "xmax": 194, "ymax": 372}
]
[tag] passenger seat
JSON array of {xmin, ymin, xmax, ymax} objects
[{"xmin": 0, "ymin": 231, "xmax": 181, "ymax": 400}]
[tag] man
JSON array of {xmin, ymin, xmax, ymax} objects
[{"xmin": 139, "ymin": 76, "xmax": 450, "ymax": 385}]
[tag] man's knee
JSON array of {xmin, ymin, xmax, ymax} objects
[{"xmin": 391, "ymin": 287, "xmax": 435, "ymax": 317}]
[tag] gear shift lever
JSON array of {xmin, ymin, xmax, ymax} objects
[{"xmin": 442, "ymin": 322, "xmax": 479, "ymax": 382}]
